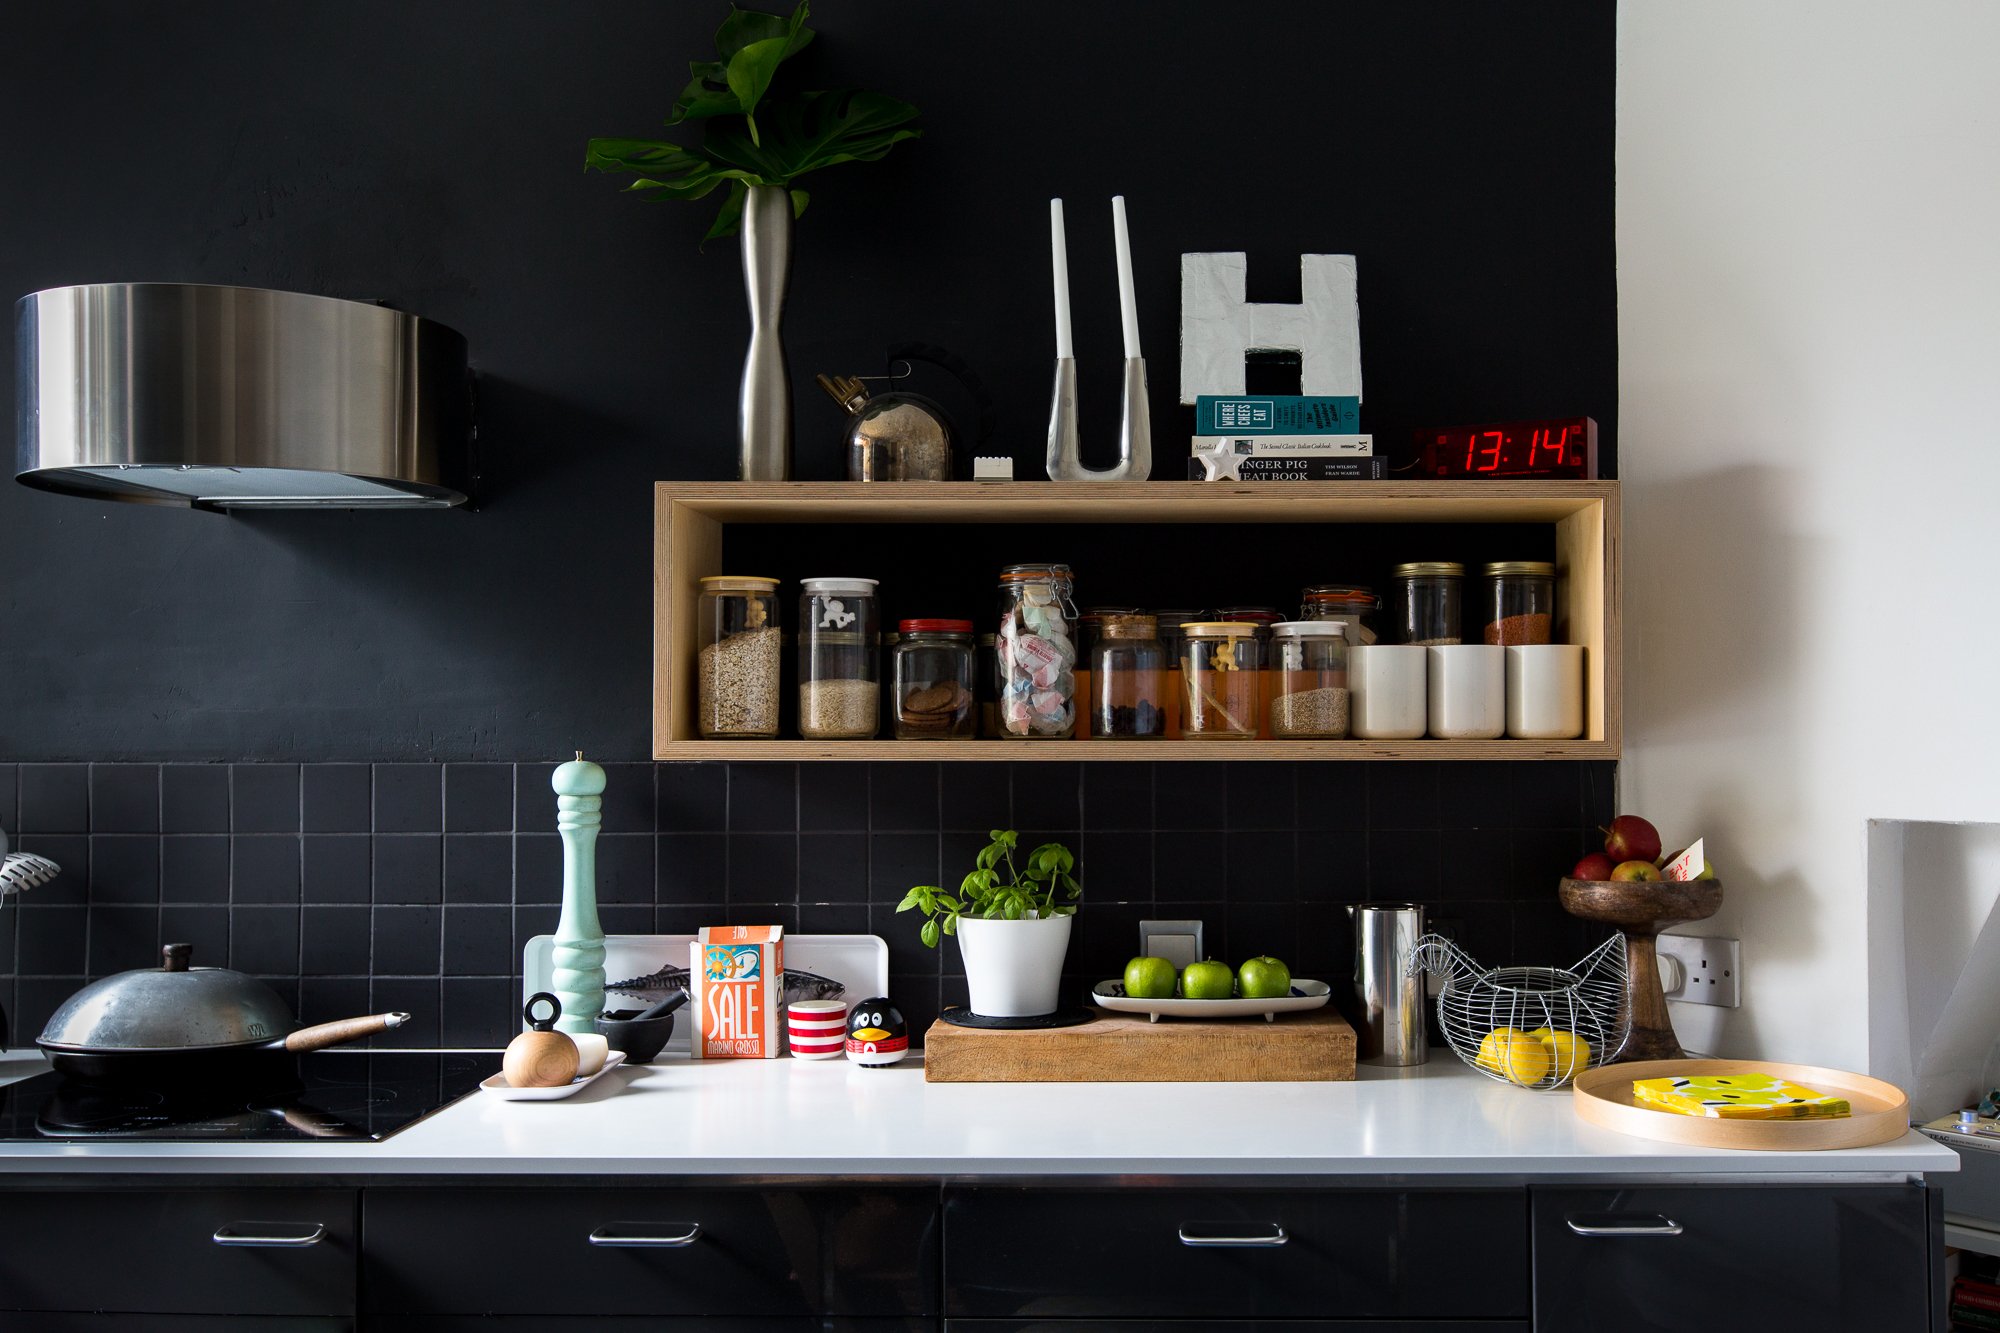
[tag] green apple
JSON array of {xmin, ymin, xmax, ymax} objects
[
  {"xmin": 1696, "ymin": 860, "xmax": 1717, "ymax": 881},
  {"xmin": 1237, "ymin": 956, "xmax": 1292, "ymax": 999},
  {"xmin": 1180, "ymin": 959, "xmax": 1235, "ymax": 1000},
  {"xmin": 1610, "ymin": 859, "xmax": 1662, "ymax": 882},
  {"xmin": 1123, "ymin": 956, "xmax": 1178, "ymax": 1000}
]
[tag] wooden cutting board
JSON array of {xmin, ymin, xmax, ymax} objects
[{"xmin": 923, "ymin": 1008, "xmax": 1356, "ymax": 1083}]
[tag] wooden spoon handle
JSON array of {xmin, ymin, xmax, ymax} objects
[{"xmin": 284, "ymin": 1012, "xmax": 410, "ymax": 1053}]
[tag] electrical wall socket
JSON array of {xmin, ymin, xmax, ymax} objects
[{"xmin": 1658, "ymin": 934, "xmax": 1740, "ymax": 1008}]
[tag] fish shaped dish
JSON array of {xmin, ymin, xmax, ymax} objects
[{"xmin": 521, "ymin": 933, "xmax": 888, "ymax": 1057}]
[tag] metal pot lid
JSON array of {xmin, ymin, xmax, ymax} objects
[{"xmin": 37, "ymin": 943, "xmax": 299, "ymax": 1052}]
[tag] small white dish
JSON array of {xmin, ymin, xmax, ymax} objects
[
  {"xmin": 1091, "ymin": 979, "xmax": 1333, "ymax": 1023},
  {"xmin": 481, "ymin": 1049, "xmax": 627, "ymax": 1100}
]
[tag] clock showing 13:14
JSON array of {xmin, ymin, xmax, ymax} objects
[{"xmin": 1415, "ymin": 416, "xmax": 1599, "ymax": 479}]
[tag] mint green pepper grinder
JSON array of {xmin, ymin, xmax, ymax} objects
[{"xmin": 550, "ymin": 752, "xmax": 607, "ymax": 1035}]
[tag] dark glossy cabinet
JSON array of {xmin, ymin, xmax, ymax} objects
[
  {"xmin": 1532, "ymin": 1185, "xmax": 1939, "ymax": 1332},
  {"xmin": 0, "ymin": 1177, "xmax": 1937, "ymax": 1330},
  {"xmin": 0, "ymin": 1187, "xmax": 357, "ymax": 1326},
  {"xmin": 363, "ymin": 1186, "xmax": 938, "ymax": 1325},
  {"xmin": 943, "ymin": 1186, "xmax": 1528, "ymax": 1323}
]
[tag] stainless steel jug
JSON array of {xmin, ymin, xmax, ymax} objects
[{"xmin": 1350, "ymin": 903, "xmax": 1428, "ymax": 1065}]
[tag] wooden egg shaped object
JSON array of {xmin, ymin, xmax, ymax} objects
[
  {"xmin": 844, "ymin": 997, "xmax": 910, "ymax": 1067},
  {"xmin": 504, "ymin": 992, "xmax": 580, "ymax": 1088}
]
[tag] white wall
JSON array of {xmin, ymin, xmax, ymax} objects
[{"xmin": 1617, "ymin": 1, "xmax": 2000, "ymax": 1071}]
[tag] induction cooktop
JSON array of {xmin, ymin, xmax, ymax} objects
[{"xmin": 0, "ymin": 1050, "xmax": 497, "ymax": 1142}]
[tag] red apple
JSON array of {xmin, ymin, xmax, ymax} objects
[
  {"xmin": 1603, "ymin": 815, "xmax": 1662, "ymax": 865},
  {"xmin": 1609, "ymin": 859, "xmax": 1662, "ymax": 882},
  {"xmin": 1571, "ymin": 853, "xmax": 1616, "ymax": 881}
]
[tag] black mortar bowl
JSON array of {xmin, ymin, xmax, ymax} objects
[{"xmin": 595, "ymin": 1009, "xmax": 676, "ymax": 1064}]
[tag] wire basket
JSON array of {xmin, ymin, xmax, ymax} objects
[{"xmin": 1408, "ymin": 933, "xmax": 1629, "ymax": 1090}]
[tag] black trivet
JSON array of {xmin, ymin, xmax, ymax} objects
[{"xmin": 937, "ymin": 1005, "xmax": 1097, "ymax": 1030}]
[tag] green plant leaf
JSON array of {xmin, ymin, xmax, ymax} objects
[
  {"xmin": 896, "ymin": 886, "xmax": 925, "ymax": 912},
  {"xmin": 920, "ymin": 917, "xmax": 941, "ymax": 949},
  {"xmin": 714, "ymin": 0, "xmax": 811, "ymax": 59},
  {"xmin": 701, "ymin": 178, "xmax": 748, "ymax": 241},
  {"xmin": 716, "ymin": 2, "xmax": 812, "ymax": 141},
  {"xmin": 670, "ymin": 60, "xmax": 740, "ymax": 124},
  {"xmin": 730, "ymin": 88, "xmax": 921, "ymax": 179},
  {"xmin": 941, "ymin": 915, "xmax": 956, "ymax": 936},
  {"xmin": 789, "ymin": 187, "xmax": 809, "ymax": 218}
]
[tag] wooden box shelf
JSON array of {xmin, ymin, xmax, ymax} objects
[{"xmin": 654, "ymin": 481, "xmax": 1620, "ymax": 761}]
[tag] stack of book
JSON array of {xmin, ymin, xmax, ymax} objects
[
  {"xmin": 1188, "ymin": 394, "xmax": 1383, "ymax": 482},
  {"xmin": 1954, "ymin": 1274, "xmax": 2000, "ymax": 1330}
]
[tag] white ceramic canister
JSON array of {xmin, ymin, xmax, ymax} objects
[
  {"xmin": 1506, "ymin": 643, "xmax": 1585, "ymax": 739},
  {"xmin": 1349, "ymin": 644, "xmax": 1428, "ymax": 739},
  {"xmin": 1427, "ymin": 644, "xmax": 1505, "ymax": 739}
]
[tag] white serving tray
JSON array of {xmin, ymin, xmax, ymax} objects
[
  {"xmin": 523, "ymin": 934, "xmax": 890, "ymax": 1054},
  {"xmin": 1090, "ymin": 978, "xmax": 1334, "ymax": 1023},
  {"xmin": 481, "ymin": 1050, "xmax": 627, "ymax": 1101}
]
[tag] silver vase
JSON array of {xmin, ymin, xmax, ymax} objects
[{"xmin": 738, "ymin": 184, "xmax": 794, "ymax": 481}]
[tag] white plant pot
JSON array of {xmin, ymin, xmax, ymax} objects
[{"xmin": 955, "ymin": 914, "xmax": 1074, "ymax": 1017}]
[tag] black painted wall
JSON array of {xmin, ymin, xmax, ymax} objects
[
  {"xmin": 0, "ymin": 2, "xmax": 1615, "ymax": 761},
  {"xmin": 0, "ymin": 759, "xmax": 1614, "ymax": 1047}
]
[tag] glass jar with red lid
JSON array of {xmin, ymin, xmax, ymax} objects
[
  {"xmin": 892, "ymin": 619, "xmax": 977, "ymax": 740},
  {"xmin": 1300, "ymin": 583, "xmax": 1380, "ymax": 646}
]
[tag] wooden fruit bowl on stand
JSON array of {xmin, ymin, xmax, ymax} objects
[{"xmin": 1559, "ymin": 877, "xmax": 1723, "ymax": 1061}]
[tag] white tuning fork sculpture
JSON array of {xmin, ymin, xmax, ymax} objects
[{"xmin": 1045, "ymin": 196, "xmax": 1152, "ymax": 482}]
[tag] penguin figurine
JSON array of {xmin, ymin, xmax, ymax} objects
[{"xmin": 844, "ymin": 997, "xmax": 910, "ymax": 1068}]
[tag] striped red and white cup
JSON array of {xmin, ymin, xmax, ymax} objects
[{"xmin": 787, "ymin": 1000, "xmax": 848, "ymax": 1060}]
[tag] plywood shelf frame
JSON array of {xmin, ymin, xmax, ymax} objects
[{"xmin": 654, "ymin": 481, "xmax": 1621, "ymax": 761}]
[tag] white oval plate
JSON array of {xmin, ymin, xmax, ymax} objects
[
  {"xmin": 480, "ymin": 1050, "xmax": 627, "ymax": 1101},
  {"xmin": 1091, "ymin": 979, "xmax": 1333, "ymax": 1022}
]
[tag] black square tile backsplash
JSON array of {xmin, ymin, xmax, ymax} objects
[{"xmin": 0, "ymin": 760, "xmax": 1615, "ymax": 1050}]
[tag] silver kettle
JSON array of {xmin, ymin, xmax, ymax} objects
[{"xmin": 817, "ymin": 344, "xmax": 994, "ymax": 482}]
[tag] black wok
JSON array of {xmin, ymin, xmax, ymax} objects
[{"xmin": 36, "ymin": 943, "xmax": 408, "ymax": 1085}]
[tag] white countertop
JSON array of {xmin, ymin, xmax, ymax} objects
[{"xmin": 0, "ymin": 1050, "xmax": 1956, "ymax": 1180}]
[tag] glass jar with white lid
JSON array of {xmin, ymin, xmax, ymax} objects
[{"xmin": 799, "ymin": 577, "xmax": 880, "ymax": 739}]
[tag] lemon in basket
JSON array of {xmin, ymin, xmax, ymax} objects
[
  {"xmin": 1475, "ymin": 1028, "xmax": 1555, "ymax": 1086},
  {"xmin": 1528, "ymin": 1027, "xmax": 1592, "ymax": 1080}
]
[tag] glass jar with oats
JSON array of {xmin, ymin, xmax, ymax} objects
[
  {"xmin": 799, "ymin": 577, "xmax": 881, "ymax": 739},
  {"xmin": 1268, "ymin": 621, "xmax": 1350, "ymax": 738},
  {"xmin": 696, "ymin": 576, "xmax": 782, "ymax": 738}
]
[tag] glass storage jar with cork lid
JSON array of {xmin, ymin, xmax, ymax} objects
[
  {"xmin": 1480, "ymin": 561, "xmax": 1555, "ymax": 645},
  {"xmin": 892, "ymin": 619, "xmax": 976, "ymax": 740},
  {"xmin": 1268, "ymin": 621, "xmax": 1350, "ymax": 738},
  {"xmin": 1179, "ymin": 622, "xmax": 1260, "ymax": 739},
  {"xmin": 799, "ymin": 577, "xmax": 880, "ymax": 739},
  {"xmin": 1074, "ymin": 606, "xmax": 1141, "ymax": 739},
  {"xmin": 1091, "ymin": 612, "xmax": 1166, "ymax": 739},
  {"xmin": 1390, "ymin": 562, "xmax": 1465, "ymax": 646},
  {"xmin": 697, "ymin": 576, "xmax": 782, "ymax": 738},
  {"xmin": 996, "ymin": 563, "xmax": 1078, "ymax": 738}
]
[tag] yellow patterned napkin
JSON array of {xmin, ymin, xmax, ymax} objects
[{"xmin": 1632, "ymin": 1073, "xmax": 1851, "ymax": 1120}]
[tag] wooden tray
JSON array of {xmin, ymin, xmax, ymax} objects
[
  {"xmin": 1572, "ymin": 1058, "xmax": 1911, "ymax": 1151},
  {"xmin": 923, "ymin": 1006, "xmax": 1355, "ymax": 1083}
]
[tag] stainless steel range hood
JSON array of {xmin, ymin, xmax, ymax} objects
[{"xmin": 15, "ymin": 283, "xmax": 471, "ymax": 510}]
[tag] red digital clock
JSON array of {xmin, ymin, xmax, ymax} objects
[{"xmin": 1416, "ymin": 416, "xmax": 1599, "ymax": 479}]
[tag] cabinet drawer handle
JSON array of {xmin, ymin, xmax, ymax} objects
[
  {"xmin": 1565, "ymin": 1213, "xmax": 1684, "ymax": 1238},
  {"xmin": 587, "ymin": 1223, "xmax": 703, "ymax": 1248},
  {"xmin": 212, "ymin": 1223, "xmax": 326, "ymax": 1248},
  {"xmin": 1177, "ymin": 1223, "xmax": 1288, "ymax": 1248}
]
